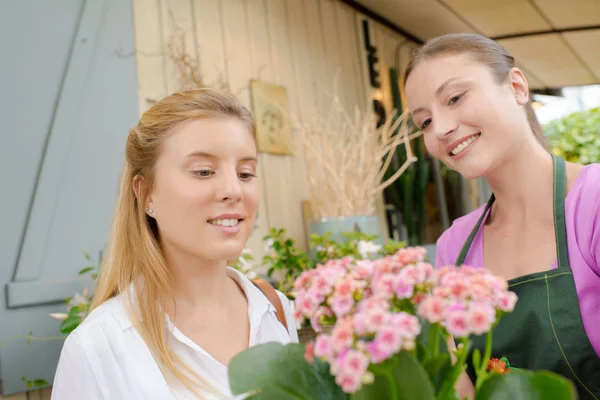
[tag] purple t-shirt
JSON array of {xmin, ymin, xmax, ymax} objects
[{"xmin": 435, "ymin": 163, "xmax": 600, "ymax": 357}]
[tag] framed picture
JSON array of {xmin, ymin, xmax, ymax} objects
[{"xmin": 249, "ymin": 80, "xmax": 293, "ymax": 155}]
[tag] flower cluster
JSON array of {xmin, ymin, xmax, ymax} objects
[{"xmin": 293, "ymin": 247, "xmax": 517, "ymax": 394}]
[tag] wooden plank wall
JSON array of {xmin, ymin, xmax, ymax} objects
[
  {"xmin": 0, "ymin": 2, "xmax": 418, "ymax": 398},
  {"xmin": 131, "ymin": 0, "xmax": 413, "ymax": 263}
]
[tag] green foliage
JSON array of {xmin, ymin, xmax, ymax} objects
[
  {"xmin": 544, "ymin": 107, "xmax": 600, "ymax": 165},
  {"xmin": 310, "ymin": 231, "xmax": 405, "ymax": 265},
  {"xmin": 262, "ymin": 228, "xmax": 312, "ymax": 297},
  {"xmin": 228, "ymin": 342, "xmax": 348, "ymax": 400},
  {"xmin": 352, "ymin": 352, "xmax": 436, "ymax": 400},
  {"xmin": 475, "ymin": 369, "xmax": 577, "ymax": 400},
  {"xmin": 21, "ymin": 377, "xmax": 49, "ymax": 389}
]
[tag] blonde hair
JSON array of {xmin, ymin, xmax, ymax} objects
[{"xmin": 91, "ymin": 88, "xmax": 254, "ymax": 397}]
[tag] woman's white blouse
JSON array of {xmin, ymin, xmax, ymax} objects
[{"xmin": 51, "ymin": 268, "xmax": 299, "ymax": 399}]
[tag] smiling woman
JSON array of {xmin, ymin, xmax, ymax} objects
[
  {"xmin": 50, "ymin": 89, "xmax": 298, "ymax": 400},
  {"xmin": 402, "ymin": 33, "xmax": 600, "ymax": 399}
]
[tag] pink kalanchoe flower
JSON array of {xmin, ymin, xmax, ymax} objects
[
  {"xmin": 394, "ymin": 247, "xmax": 427, "ymax": 266},
  {"xmin": 418, "ymin": 296, "xmax": 447, "ymax": 324},
  {"xmin": 447, "ymin": 278, "xmax": 469, "ymax": 300},
  {"xmin": 496, "ymin": 291, "xmax": 518, "ymax": 312},
  {"xmin": 331, "ymin": 318, "xmax": 354, "ymax": 352},
  {"xmin": 336, "ymin": 372, "xmax": 362, "ymax": 394},
  {"xmin": 389, "ymin": 312, "xmax": 421, "ymax": 339},
  {"xmin": 296, "ymin": 291, "xmax": 320, "ymax": 316},
  {"xmin": 310, "ymin": 306, "xmax": 333, "ymax": 332},
  {"xmin": 365, "ymin": 308, "xmax": 389, "ymax": 332},
  {"xmin": 341, "ymin": 349, "xmax": 369, "ymax": 376},
  {"xmin": 393, "ymin": 274, "xmax": 414, "ymax": 299},
  {"xmin": 314, "ymin": 334, "xmax": 334, "ymax": 359},
  {"xmin": 374, "ymin": 326, "xmax": 403, "ymax": 355},
  {"xmin": 331, "ymin": 296, "xmax": 354, "ymax": 317},
  {"xmin": 372, "ymin": 273, "xmax": 395, "ymax": 299},
  {"xmin": 313, "ymin": 275, "xmax": 334, "ymax": 296},
  {"xmin": 335, "ymin": 278, "xmax": 355, "ymax": 298},
  {"xmin": 445, "ymin": 309, "xmax": 470, "ymax": 338},
  {"xmin": 366, "ymin": 340, "xmax": 390, "ymax": 364},
  {"xmin": 467, "ymin": 302, "xmax": 496, "ymax": 335},
  {"xmin": 304, "ymin": 342, "xmax": 315, "ymax": 363}
]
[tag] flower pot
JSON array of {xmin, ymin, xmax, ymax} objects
[{"xmin": 297, "ymin": 325, "xmax": 334, "ymax": 344}]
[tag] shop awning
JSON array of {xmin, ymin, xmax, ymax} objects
[{"xmin": 352, "ymin": 0, "xmax": 600, "ymax": 90}]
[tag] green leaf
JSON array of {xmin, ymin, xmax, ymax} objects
[
  {"xmin": 60, "ymin": 315, "xmax": 82, "ymax": 334},
  {"xmin": 32, "ymin": 379, "xmax": 49, "ymax": 387},
  {"xmin": 352, "ymin": 351, "xmax": 435, "ymax": 400},
  {"xmin": 475, "ymin": 370, "xmax": 577, "ymax": 400},
  {"xmin": 68, "ymin": 305, "xmax": 82, "ymax": 317},
  {"xmin": 424, "ymin": 353, "xmax": 452, "ymax": 393},
  {"xmin": 21, "ymin": 377, "xmax": 49, "ymax": 389},
  {"xmin": 83, "ymin": 249, "xmax": 91, "ymax": 260},
  {"xmin": 228, "ymin": 342, "xmax": 348, "ymax": 400},
  {"xmin": 79, "ymin": 267, "xmax": 94, "ymax": 275}
]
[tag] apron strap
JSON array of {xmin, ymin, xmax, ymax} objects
[
  {"xmin": 553, "ymin": 155, "xmax": 570, "ymax": 269},
  {"xmin": 456, "ymin": 194, "xmax": 494, "ymax": 265},
  {"xmin": 455, "ymin": 155, "xmax": 570, "ymax": 269}
]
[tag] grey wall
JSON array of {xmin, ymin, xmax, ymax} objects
[{"xmin": 0, "ymin": 0, "xmax": 139, "ymax": 394}]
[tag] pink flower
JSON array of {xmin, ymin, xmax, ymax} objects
[
  {"xmin": 467, "ymin": 302, "xmax": 495, "ymax": 335},
  {"xmin": 399, "ymin": 265, "xmax": 423, "ymax": 285},
  {"xmin": 393, "ymin": 275, "xmax": 414, "ymax": 299},
  {"xmin": 496, "ymin": 291, "xmax": 518, "ymax": 312},
  {"xmin": 314, "ymin": 334, "xmax": 334, "ymax": 359},
  {"xmin": 412, "ymin": 292, "xmax": 427, "ymax": 306},
  {"xmin": 331, "ymin": 319, "xmax": 354, "ymax": 351},
  {"xmin": 418, "ymin": 296, "xmax": 447, "ymax": 323},
  {"xmin": 469, "ymin": 281, "xmax": 493, "ymax": 301},
  {"xmin": 447, "ymin": 278, "xmax": 469, "ymax": 300},
  {"xmin": 296, "ymin": 291, "xmax": 320, "ymax": 316},
  {"xmin": 310, "ymin": 306, "xmax": 333, "ymax": 332},
  {"xmin": 389, "ymin": 313, "xmax": 421, "ymax": 339},
  {"xmin": 365, "ymin": 308, "xmax": 389, "ymax": 332},
  {"xmin": 336, "ymin": 372, "xmax": 362, "ymax": 393},
  {"xmin": 341, "ymin": 349, "xmax": 369, "ymax": 376},
  {"xmin": 313, "ymin": 275, "xmax": 334, "ymax": 296},
  {"xmin": 374, "ymin": 327, "xmax": 402, "ymax": 355},
  {"xmin": 304, "ymin": 342, "xmax": 315, "ymax": 363},
  {"xmin": 366, "ymin": 340, "xmax": 390, "ymax": 364},
  {"xmin": 445, "ymin": 309, "xmax": 470, "ymax": 338},
  {"xmin": 331, "ymin": 296, "xmax": 354, "ymax": 317},
  {"xmin": 396, "ymin": 247, "xmax": 427, "ymax": 264},
  {"xmin": 335, "ymin": 278, "xmax": 354, "ymax": 298},
  {"xmin": 353, "ymin": 260, "xmax": 374, "ymax": 280},
  {"xmin": 373, "ymin": 273, "xmax": 395, "ymax": 299}
]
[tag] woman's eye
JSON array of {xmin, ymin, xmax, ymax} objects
[
  {"xmin": 420, "ymin": 119, "xmax": 432, "ymax": 130},
  {"xmin": 239, "ymin": 172, "xmax": 257, "ymax": 181},
  {"xmin": 194, "ymin": 170, "xmax": 213, "ymax": 177},
  {"xmin": 448, "ymin": 93, "xmax": 463, "ymax": 105}
]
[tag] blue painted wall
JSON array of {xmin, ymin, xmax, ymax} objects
[{"xmin": 0, "ymin": 0, "xmax": 139, "ymax": 394}]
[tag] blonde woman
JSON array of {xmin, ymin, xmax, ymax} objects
[{"xmin": 51, "ymin": 89, "xmax": 299, "ymax": 399}]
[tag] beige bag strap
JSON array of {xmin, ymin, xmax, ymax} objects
[{"xmin": 251, "ymin": 278, "xmax": 289, "ymax": 331}]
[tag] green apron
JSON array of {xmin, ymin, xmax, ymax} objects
[{"xmin": 455, "ymin": 155, "xmax": 600, "ymax": 399}]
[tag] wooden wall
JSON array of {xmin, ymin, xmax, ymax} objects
[{"xmin": 131, "ymin": 0, "xmax": 417, "ymax": 262}]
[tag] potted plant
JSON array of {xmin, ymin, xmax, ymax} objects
[
  {"xmin": 293, "ymin": 89, "xmax": 422, "ymax": 245},
  {"xmin": 227, "ymin": 246, "xmax": 577, "ymax": 399}
]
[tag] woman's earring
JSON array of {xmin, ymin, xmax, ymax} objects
[{"xmin": 145, "ymin": 206, "xmax": 154, "ymax": 216}]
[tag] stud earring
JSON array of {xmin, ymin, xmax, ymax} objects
[{"xmin": 145, "ymin": 206, "xmax": 154, "ymax": 215}]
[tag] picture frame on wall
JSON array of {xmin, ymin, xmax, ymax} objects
[{"xmin": 249, "ymin": 80, "xmax": 293, "ymax": 155}]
